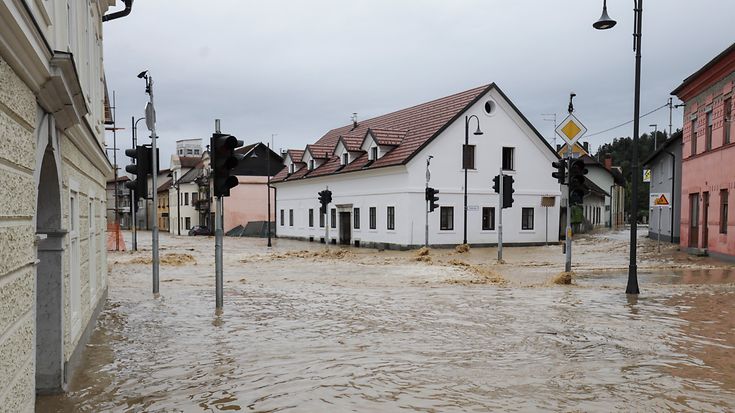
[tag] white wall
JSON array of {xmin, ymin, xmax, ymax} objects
[{"xmin": 275, "ymin": 87, "xmax": 561, "ymax": 247}]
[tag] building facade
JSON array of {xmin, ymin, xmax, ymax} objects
[
  {"xmin": 673, "ymin": 43, "xmax": 735, "ymax": 260},
  {"xmin": 643, "ymin": 134, "xmax": 683, "ymax": 243},
  {"xmin": 273, "ymin": 84, "xmax": 561, "ymax": 248},
  {"xmin": 0, "ymin": 0, "xmax": 124, "ymax": 409},
  {"xmin": 106, "ymin": 176, "xmax": 132, "ymax": 229}
]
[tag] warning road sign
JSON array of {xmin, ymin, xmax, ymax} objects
[{"xmin": 649, "ymin": 192, "xmax": 671, "ymax": 207}]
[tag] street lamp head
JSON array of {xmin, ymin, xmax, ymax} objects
[
  {"xmin": 473, "ymin": 124, "xmax": 483, "ymax": 136},
  {"xmin": 593, "ymin": 0, "xmax": 617, "ymax": 30},
  {"xmin": 137, "ymin": 70, "xmax": 149, "ymax": 79}
]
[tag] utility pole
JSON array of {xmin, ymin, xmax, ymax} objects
[
  {"xmin": 650, "ymin": 124, "xmax": 658, "ymax": 149},
  {"xmin": 139, "ymin": 71, "xmax": 159, "ymax": 295},
  {"xmin": 668, "ymin": 97, "xmax": 673, "ymax": 139},
  {"xmin": 425, "ymin": 156, "xmax": 432, "ymax": 247}
]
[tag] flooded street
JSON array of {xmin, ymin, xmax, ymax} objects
[{"xmin": 38, "ymin": 231, "xmax": 735, "ymax": 412}]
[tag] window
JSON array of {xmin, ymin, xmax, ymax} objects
[
  {"xmin": 706, "ymin": 111, "xmax": 713, "ymax": 151},
  {"xmin": 185, "ymin": 217, "xmax": 191, "ymax": 230},
  {"xmin": 289, "ymin": 209, "xmax": 294, "ymax": 226},
  {"xmin": 187, "ymin": 148, "xmax": 193, "ymax": 155},
  {"xmin": 721, "ymin": 189, "xmax": 729, "ymax": 234},
  {"xmin": 289, "ymin": 164, "xmax": 295, "ymax": 174},
  {"xmin": 280, "ymin": 209, "xmax": 284, "ymax": 226},
  {"xmin": 319, "ymin": 209, "xmax": 325, "ymax": 227},
  {"xmin": 184, "ymin": 192, "xmax": 189, "ymax": 206},
  {"xmin": 482, "ymin": 207, "xmax": 495, "ymax": 230},
  {"xmin": 522, "ymin": 207, "xmax": 534, "ymax": 230},
  {"xmin": 342, "ymin": 153, "xmax": 349, "ymax": 165},
  {"xmin": 725, "ymin": 97, "xmax": 732, "ymax": 145},
  {"xmin": 194, "ymin": 149, "xmax": 200, "ymax": 155},
  {"xmin": 691, "ymin": 118, "xmax": 697, "ymax": 155},
  {"xmin": 369, "ymin": 207, "xmax": 377, "ymax": 229},
  {"xmin": 309, "ymin": 159, "xmax": 315, "ymax": 170},
  {"xmin": 353, "ymin": 208, "xmax": 360, "ymax": 229},
  {"xmin": 502, "ymin": 147, "xmax": 515, "ymax": 171},
  {"xmin": 308, "ymin": 209, "xmax": 314, "ymax": 227},
  {"xmin": 192, "ymin": 192, "xmax": 198, "ymax": 204},
  {"xmin": 462, "ymin": 144, "xmax": 475, "ymax": 169},
  {"xmin": 331, "ymin": 208, "xmax": 337, "ymax": 228},
  {"xmin": 387, "ymin": 206, "xmax": 395, "ymax": 230},
  {"xmin": 371, "ymin": 147, "xmax": 378, "ymax": 161},
  {"xmin": 440, "ymin": 206, "xmax": 454, "ymax": 230}
]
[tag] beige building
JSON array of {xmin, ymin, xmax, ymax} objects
[{"xmin": 0, "ymin": 0, "xmax": 128, "ymax": 409}]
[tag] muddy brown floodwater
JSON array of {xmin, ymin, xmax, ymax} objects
[{"xmin": 37, "ymin": 231, "xmax": 735, "ymax": 412}]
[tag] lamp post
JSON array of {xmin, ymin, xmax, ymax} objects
[
  {"xmin": 167, "ymin": 172, "xmax": 182, "ymax": 235},
  {"xmin": 463, "ymin": 115, "xmax": 483, "ymax": 245},
  {"xmin": 267, "ymin": 134, "xmax": 276, "ymax": 247},
  {"xmin": 594, "ymin": 0, "xmax": 641, "ymax": 295},
  {"xmin": 650, "ymin": 124, "xmax": 658, "ymax": 149}
]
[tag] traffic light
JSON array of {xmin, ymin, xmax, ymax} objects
[
  {"xmin": 211, "ymin": 133, "xmax": 244, "ymax": 197},
  {"xmin": 502, "ymin": 175, "xmax": 514, "ymax": 209},
  {"xmin": 426, "ymin": 187, "xmax": 439, "ymax": 212},
  {"xmin": 568, "ymin": 158, "xmax": 588, "ymax": 206},
  {"xmin": 552, "ymin": 159, "xmax": 567, "ymax": 184},
  {"xmin": 492, "ymin": 175, "xmax": 500, "ymax": 193},
  {"xmin": 125, "ymin": 145, "xmax": 152, "ymax": 200},
  {"xmin": 318, "ymin": 189, "xmax": 332, "ymax": 214}
]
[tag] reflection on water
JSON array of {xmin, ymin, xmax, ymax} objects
[{"xmin": 37, "ymin": 281, "xmax": 735, "ymax": 412}]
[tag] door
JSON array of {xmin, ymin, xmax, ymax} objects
[
  {"xmin": 339, "ymin": 211, "xmax": 351, "ymax": 245},
  {"xmin": 702, "ymin": 192, "xmax": 709, "ymax": 248},
  {"xmin": 689, "ymin": 193, "xmax": 699, "ymax": 247}
]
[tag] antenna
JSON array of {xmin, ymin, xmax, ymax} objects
[{"xmin": 541, "ymin": 113, "xmax": 558, "ymax": 148}]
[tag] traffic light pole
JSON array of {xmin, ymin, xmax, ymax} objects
[
  {"xmin": 325, "ymin": 187, "xmax": 329, "ymax": 247},
  {"xmin": 425, "ymin": 156, "xmax": 432, "ymax": 248},
  {"xmin": 498, "ymin": 167, "xmax": 503, "ymax": 262},
  {"xmin": 214, "ymin": 119, "xmax": 224, "ymax": 310},
  {"xmin": 565, "ymin": 147, "xmax": 572, "ymax": 273}
]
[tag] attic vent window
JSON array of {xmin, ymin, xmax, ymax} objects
[
  {"xmin": 342, "ymin": 153, "xmax": 348, "ymax": 165},
  {"xmin": 484, "ymin": 100, "xmax": 496, "ymax": 116},
  {"xmin": 370, "ymin": 147, "xmax": 378, "ymax": 160},
  {"xmin": 309, "ymin": 160, "xmax": 315, "ymax": 170}
]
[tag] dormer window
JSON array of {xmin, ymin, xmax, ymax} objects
[
  {"xmin": 289, "ymin": 164, "xmax": 295, "ymax": 174},
  {"xmin": 342, "ymin": 153, "xmax": 349, "ymax": 165},
  {"xmin": 370, "ymin": 147, "xmax": 378, "ymax": 161},
  {"xmin": 309, "ymin": 159, "xmax": 315, "ymax": 170}
]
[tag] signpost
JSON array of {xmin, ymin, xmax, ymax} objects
[
  {"xmin": 555, "ymin": 97, "xmax": 587, "ymax": 273},
  {"xmin": 650, "ymin": 192, "xmax": 671, "ymax": 253}
]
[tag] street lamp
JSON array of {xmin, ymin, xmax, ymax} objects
[
  {"xmin": 650, "ymin": 124, "xmax": 658, "ymax": 149},
  {"xmin": 593, "ymin": 0, "xmax": 641, "ymax": 295},
  {"xmin": 167, "ymin": 172, "xmax": 182, "ymax": 236},
  {"xmin": 267, "ymin": 134, "xmax": 276, "ymax": 248},
  {"xmin": 463, "ymin": 115, "xmax": 483, "ymax": 245}
]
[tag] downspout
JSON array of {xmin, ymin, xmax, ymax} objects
[
  {"xmin": 665, "ymin": 150, "xmax": 676, "ymax": 243},
  {"xmin": 273, "ymin": 186, "xmax": 278, "ymax": 238},
  {"xmin": 610, "ymin": 185, "xmax": 615, "ymax": 228},
  {"xmin": 103, "ymin": 0, "xmax": 134, "ymax": 22}
]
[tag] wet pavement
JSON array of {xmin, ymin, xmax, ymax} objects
[{"xmin": 37, "ymin": 231, "xmax": 735, "ymax": 412}]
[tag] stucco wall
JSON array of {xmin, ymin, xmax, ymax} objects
[
  {"xmin": 0, "ymin": 55, "xmax": 37, "ymax": 413},
  {"xmin": 223, "ymin": 176, "xmax": 274, "ymax": 232}
]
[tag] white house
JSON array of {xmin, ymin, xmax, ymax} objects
[{"xmin": 272, "ymin": 83, "xmax": 561, "ymax": 248}]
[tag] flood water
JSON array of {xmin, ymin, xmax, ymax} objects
[{"xmin": 36, "ymin": 234, "xmax": 735, "ymax": 412}]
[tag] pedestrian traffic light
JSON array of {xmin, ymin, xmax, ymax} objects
[
  {"xmin": 568, "ymin": 158, "xmax": 588, "ymax": 205},
  {"xmin": 502, "ymin": 175, "xmax": 514, "ymax": 209},
  {"xmin": 492, "ymin": 175, "xmax": 500, "ymax": 193},
  {"xmin": 124, "ymin": 145, "xmax": 152, "ymax": 200},
  {"xmin": 426, "ymin": 187, "xmax": 440, "ymax": 212},
  {"xmin": 552, "ymin": 159, "xmax": 567, "ymax": 184},
  {"xmin": 211, "ymin": 133, "xmax": 244, "ymax": 197},
  {"xmin": 318, "ymin": 189, "xmax": 332, "ymax": 214}
]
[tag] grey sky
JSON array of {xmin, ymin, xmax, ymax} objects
[{"xmin": 102, "ymin": 0, "xmax": 735, "ymax": 169}]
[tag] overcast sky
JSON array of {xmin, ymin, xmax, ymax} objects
[{"xmin": 102, "ymin": 0, "xmax": 735, "ymax": 169}]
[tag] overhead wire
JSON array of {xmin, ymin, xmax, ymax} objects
[{"xmin": 585, "ymin": 102, "xmax": 670, "ymax": 138}]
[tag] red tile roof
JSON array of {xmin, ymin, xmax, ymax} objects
[
  {"xmin": 336, "ymin": 135, "xmax": 364, "ymax": 152},
  {"xmin": 305, "ymin": 144, "xmax": 333, "ymax": 159},
  {"xmin": 273, "ymin": 83, "xmax": 555, "ymax": 183},
  {"xmin": 286, "ymin": 149, "xmax": 305, "ymax": 163}
]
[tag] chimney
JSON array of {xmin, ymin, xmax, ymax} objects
[
  {"xmin": 351, "ymin": 112, "xmax": 358, "ymax": 130},
  {"xmin": 556, "ymin": 144, "xmax": 561, "ymax": 152},
  {"xmin": 604, "ymin": 154, "xmax": 612, "ymax": 170},
  {"xmin": 582, "ymin": 141, "xmax": 589, "ymax": 153}
]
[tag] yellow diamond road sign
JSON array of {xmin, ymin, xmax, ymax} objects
[{"xmin": 555, "ymin": 114, "xmax": 588, "ymax": 146}]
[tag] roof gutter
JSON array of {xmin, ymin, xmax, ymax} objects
[{"xmin": 103, "ymin": 0, "xmax": 134, "ymax": 22}]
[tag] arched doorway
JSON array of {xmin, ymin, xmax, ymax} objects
[{"xmin": 35, "ymin": 147, "xmax": 65, "ymax": 393}]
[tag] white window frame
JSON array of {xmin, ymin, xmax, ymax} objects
[{"xmin": 69, "ymin": 181, "xmax": 81, "ymax": 337}]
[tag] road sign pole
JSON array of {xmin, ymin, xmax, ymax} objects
[{"xmin": 565, "ymin": 149, "xmax": 572, "ymax": 273}]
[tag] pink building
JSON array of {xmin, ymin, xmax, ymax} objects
[
  {"xmin": 672, "ymin": 43, "xmax": 735, "ymax": 260},
  {"xmin": 222, "ymin": 142, "xmax": 283, "ymax": 233}
]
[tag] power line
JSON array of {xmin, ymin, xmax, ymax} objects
[{"xmin": 586, "ymin": 103, "xmax": 669, "ymax": 138}]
